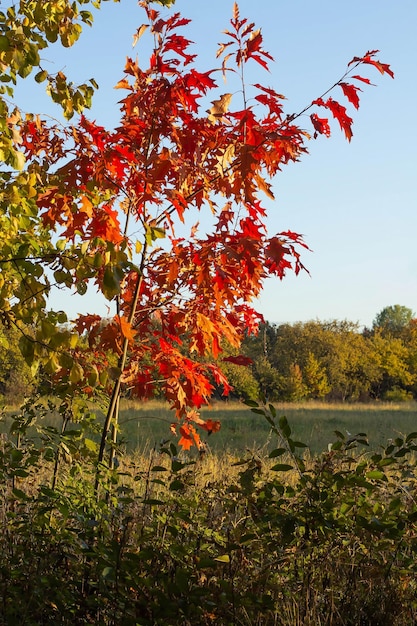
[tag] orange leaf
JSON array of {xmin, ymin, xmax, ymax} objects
[
  {"xmin": 117, "ymin": 315, "xmax": 137, "ymax": 342},
  {"xmin": 132, "ymin": 24, "xmax": 148, "ymax": 47},
  {"xmin": 201, "ymin": 419, "xmax": 221, "ymax": 434},
  {"xmin": 80, "ymin": 195, "xmax": 93, "ymax": 217},
  {"xmin": 178, "ymin": 424, "xmax": 201, "ymax": 450}
]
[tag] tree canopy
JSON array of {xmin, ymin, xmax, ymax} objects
[
  {"xmin": 238, "ymin": 314, "xmax": 417, "ymax": 402},
  {"xmin": 0, "ymin": 1, "xmax": 394, "ymax": 460},
  {"xmin": 373, "ymin": 305, "xmax": 414, "ymax": 337}
]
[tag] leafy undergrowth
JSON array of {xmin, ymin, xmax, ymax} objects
[{"xmin": 1, "ymin": 402, "xmax": 417, "ymax": 625}]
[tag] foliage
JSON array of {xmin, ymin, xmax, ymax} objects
[
  {"xmin": 241, "ymin": 315, "xmax": 417, "ymax": 402},
  {"xmin": 280, "ymin": 362, "xmax": 307, "ymax": 401},
  {"xmin": 254, "ymin": 355, "xmax": 283, "ymax": 400},
  {"xmin": 1, "ymin": 3, "xmax": 411, "ymax": 623},
  {"xmin": 217, "ymin": 358, "xmax": 260, "ymax": 401},
  {"xmin": 373, "ymin": 304, "xmax": 414, "ymax": 337},
  {"xmin": 303, "ymin": 351, "xmax": 331, "ymax": 399},
  {"xmin": 369, "ymin": 329, "xmax": 414, "ymax": 398},
  {"xmin": 383, "ymin": 386, "xmax": 414, "ymax": 402},
  {"xmin": 0, "ymin": 1, "xmax": 394, "ymax": 466},
  {"xmin": 0, "ymin": 324, "xmax": 35, "ymax": 403}
]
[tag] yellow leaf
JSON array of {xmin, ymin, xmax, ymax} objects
[
  {"xmin": 132, "ymin": 24, "xmax": 148, "ymax": 47},
  {"xmin": 80, "ymin": 195, "xmax": 93, "ymax": 217},
  {"xmin": 70, "ymin": 362, "xmax": 84, "ymax": 383},
  {"xmin": 207, "ymin": 93, "xmax": 232, "ymax": 123},
  {"xmin": 215, "ymin": 554, "xmax": 230, "ymax": 563},
  {"xmin": 216, "ymin": 143, "xmax": 235, "ymax": 174},
  {"xmin": 135, "ymin": 240, "xmax": 143, "ymax": 254},
  {"xmin": 115, "ymin": 78, "xmax": 130, "ymax": 90}
]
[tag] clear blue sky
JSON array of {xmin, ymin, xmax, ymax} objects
[{"xmin": 14, "ymin": 0, "xmax": 417, "ymax": 328}]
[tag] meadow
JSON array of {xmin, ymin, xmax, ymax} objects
[
  {"xmin": 116, "ymin": 400, "xmax": 417, "ymax": 455},
  {"xmin": 2, "ymin": 399, "xmax": 417, "ymax": 456}
]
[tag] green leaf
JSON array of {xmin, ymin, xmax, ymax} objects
[
  {"xmin": 102, "ymin": 265, "xmax": 121, "ymax": 299},
  {"xmin": 44, "ymin": 355, "xmax": 61, "ymax": 374},
  {"xmin": 54, "ymin": 270, "xmax": 71, "ymax": 285},
  {"xmin": 102, "ymin": 567, "xmax": 115, "ymax": 580},
  {"xmin": 271, "ymin": 463, "xmax": 293, "ymax": 472},
  {"xmin": 378, "ymin": 457, "xmax": 395, "ymax": 467},
  {"xmin": 35, "ymin": 69, "xmax": 48, "ymax": 83},
  {"xmin": 12, "ymin": 488, "xmax": 28, "ymax": 500},
  {"xmin": 84, "ymin": 438, "xmax": 98, "ymax": 452},
  {"xmin": 76, "ymin": 281, "xmax": 87, "ymax": 295},
  {"xmin": 251, "ymin": 408, "xmax": 266, "ymax": 415},
  {"xmin": 278, "ymin": 416, "xmax": 291, "ymax": 438},
  {"xmin": 10, "ymin": 149, "xmax": 25, "ymax": 171},
  {"xmin": 0, "ymin": 35, "xmax": 10, "ymax": 52},
  {"xmin": 340, "ymin": 501, "xmax": 352, "ymax": 514},
  {"xmin": 196, "ymin": 557, "xmax": 217, "ymax": 568},
  {"xmin": 145, "ymin": 224, "xmax": 166, "ymax": 246},
  {"xmin": 269, "ymin": 447, "xmax": 286, "ymax": 458},
  {"xmin": 12, "ymin": 469, "xmax": 29, "ymax": 478},
  {"xmin": 170, "ymin": 479, "xmax": 184, "ymax": 491},
  {"xmin": 366, "ymin": 470, "xmax": 385, "ymax": 480}
]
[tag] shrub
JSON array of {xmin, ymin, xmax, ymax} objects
[{"xmin": 1, "ymin": 398, "xmax": 417, "ymax": 624}]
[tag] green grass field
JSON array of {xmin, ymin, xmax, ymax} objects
[
  {"xmin": 2, "ymin": 399, "xmax": 416, "ymax": 455},
  {"xmin": 117, "ymin": 400, "xmax": 417, "ymax": 454}
]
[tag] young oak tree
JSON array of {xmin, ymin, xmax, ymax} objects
[{"xmin": 0, "ymin": 2, "xmax": 393, "ymax": 469}]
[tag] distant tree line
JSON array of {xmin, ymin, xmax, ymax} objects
[
  {"xmin": 1, "ymin": 305, "xmax": 416, "ymax": 406},
  {"xmin": 220, "ymin": 305, "xmax": 417, "ymax": 403}
]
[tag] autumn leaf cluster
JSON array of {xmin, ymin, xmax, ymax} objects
[{"xmin": 0, "ymin": 1, "xmax": 393, "ymax": 451}]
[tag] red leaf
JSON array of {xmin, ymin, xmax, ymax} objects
[
  {"xmin": 162, "ymin": 33, "xmax": 196, "ymax": 65},
  {"xmin": 310, "ymin": 113, "xmax": 331, "ymax": 138},
  {"xmin": 352, "ymin": 75, "xmax": 373, "ymax": 86},
  {"xmin": 244, "ymin": 29, "xmax": 274, "ymax": 69},
  {"xmin": 339, "ymin": 82, "xmax": 362, "ymax": 110},
  {"xmin": 223, "ymin": 355, "xmax": 253, "ymax": 366},
  {"xmin": 312, "ymin": 97, "xmax": 353, "ymax": 141},
  {"xmin": 349, "ymin": 51, "xmax": 394, "ymax": 79}
]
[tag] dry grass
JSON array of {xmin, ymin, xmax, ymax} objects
[{"xmin": 121, "ymin": 398, "xmax": 417, "ymax": 413}]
